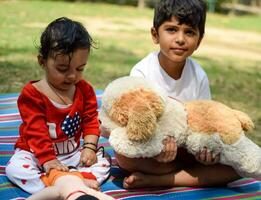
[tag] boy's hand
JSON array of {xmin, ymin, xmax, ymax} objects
[
  {"xmin": 80, "ymin": 148, "xmax": 98, "ymax": 167},
  {"xmin": 195, "ymin": 148, "xmax": 220, "ymax": 165},
  {"xmin": 43, "ymin": 159, "xmax": 68, "ymax": 174},
  {"xmin": 154, "ymin": 136, "xmax": 177, "ymax": 163}
]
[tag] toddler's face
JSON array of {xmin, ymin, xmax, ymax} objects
[
  {"xmin": 152, "ymin": 16, "xmax": 200, "ymax": 65},
  {"xmin": 44, "ymin": 48, "xmax": 89, "ymax": 91}
]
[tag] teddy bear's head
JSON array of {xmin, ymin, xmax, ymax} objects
[
  {"xmin": 108, "ymin": 88, "xmax": 164, "ymax": 142},
  {"xmin": 99, "ymin": 76, "xmax": 187, "ymax": 158}
]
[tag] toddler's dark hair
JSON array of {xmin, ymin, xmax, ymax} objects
[
  {"xmin": 153, "ymin": 0, "xmax": 206, "ymax": 39},
  {"xmin": 39, "ymin": 17, "xmax": 94, "ymax": 59}
]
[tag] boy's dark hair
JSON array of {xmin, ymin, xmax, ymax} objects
[
  {"xmin": 39, "ymin": 17, "xmax": 93, "ymax": 59},
  {"xmin": 153, "ymin": 0, "xmax": 206, "ymax": 39}
]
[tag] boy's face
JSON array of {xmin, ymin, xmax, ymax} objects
[{"xmin": 151, "ymin": 16, "xmax": 201, "ymax": 65}]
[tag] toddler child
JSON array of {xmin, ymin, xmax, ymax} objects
[{"xmin": 6, "ymin": 17, "xmax": 113, "ymax": 200}]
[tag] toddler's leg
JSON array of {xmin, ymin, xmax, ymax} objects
[{"xmin": 5, "ymin": 149, "xmax": 45, "ymax": 194}]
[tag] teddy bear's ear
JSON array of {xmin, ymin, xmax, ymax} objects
[
  {"xmin": 139, "ymin": 88, "xmax": 165, "ymax": 119},
  {"xmin": 126, "ymin": 104, "xmax": 157, "ymax": 142},
  {"xmin": 109, "ymin": 97, "xmax": 130, "ymax": 127}
]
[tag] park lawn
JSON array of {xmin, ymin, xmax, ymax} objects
[{"xmin": 0, "ymin": 0, "xmax": 260, "ymax": 145}]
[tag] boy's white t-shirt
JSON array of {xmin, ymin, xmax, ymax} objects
[{"xmin": 130, "ymin": 51, "xmax": 211, "ymax": 102}]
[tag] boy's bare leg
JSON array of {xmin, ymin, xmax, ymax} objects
[
  {"xmin": 115, "ymin": 153, "xmax": 181, "ymax": 175},
  {"xmin": 116, "ymin": 152, "xmax": 240, "ymax": 188},
  {"xmin": 123, "ymin": 163, "xmax": 240, "ymax": 189}
]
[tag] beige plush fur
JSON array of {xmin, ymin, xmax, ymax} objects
[
  {"xmin": 100, "ymin": 76, "xmax": 261, "ymax": 178},
  {"xmin": 110, "ymin": 91, "xmax": 254, "ymax": 145},
  {"xmin": 109, "ymin": 88, "xmax": 164, "ymax": 142},
  {"xmin": 185, "ymin": 100, "xmax": 254, "ymax": 144}
]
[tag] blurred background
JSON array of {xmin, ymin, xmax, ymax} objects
[{"xmin": 0, "ymin": 0, "xmax": 260, "ymax": 145}]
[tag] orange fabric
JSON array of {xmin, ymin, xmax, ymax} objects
[{"xmin": 41, "ymin": 169, "xmax": 84, "ymax": 186}]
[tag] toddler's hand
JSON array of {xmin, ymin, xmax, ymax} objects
[
  {"xmin": 154, "ymin": 136, "xmax": 177, "ymax": 163},
  {"xmin": 80, "ymin": 148, "xmax": 98, "ymax": 167},
  {"xmin": 43, "ymin": 159, "xmax": 68, "ymax": 174},
  {"xmin": 195, "ymin": 148, "xmax": 220, "ymax": 165}
]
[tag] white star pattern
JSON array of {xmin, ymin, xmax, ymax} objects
[{"xmin": 61, "ymin": 112, "xmax": 81, "ymax": 138}]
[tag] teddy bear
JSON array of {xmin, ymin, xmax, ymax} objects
[{"xmin": 99, "ymin": 76, "xmax": 261, "ymax": 179}]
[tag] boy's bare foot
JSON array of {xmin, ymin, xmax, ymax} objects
[
  {"xmin": 83, "ymin": 179, "xmax": 100, "ymax": 191},
  {"xmin": 123, "ymin": 172, "xmax": 152, "ymax": 189}
]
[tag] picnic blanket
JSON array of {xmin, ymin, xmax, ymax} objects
[{"xmin": 0, "ymin": 92, "xmax": 260, "ymax": 200}]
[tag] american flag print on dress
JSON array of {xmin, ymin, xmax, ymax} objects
[{"xmin": 61, "ymin": 112, "xmax": 81, "ymax": 138}]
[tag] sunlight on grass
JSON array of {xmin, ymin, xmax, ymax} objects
[{"xmin": 207, "ymin": 13, "xmax": 261, "ymax": 33}]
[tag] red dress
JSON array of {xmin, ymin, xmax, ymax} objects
[{"xmin": 15, "ymin": 80, "xmax": 100, "ymax": 165}]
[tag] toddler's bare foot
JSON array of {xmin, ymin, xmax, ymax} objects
[
  {"xmin": 123, "ymin": 172, "xmax": 152, "ymax": 189},
  {"xmin": 83, "ymin": 179, "xmax": 100, "ymax": 191}
]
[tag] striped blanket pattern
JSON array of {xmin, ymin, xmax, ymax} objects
[{"xmin": 0, "ymin": 92, "xmax": 260, "ymax": 200}]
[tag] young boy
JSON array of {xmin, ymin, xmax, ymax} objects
[
  {"xmin": 130, "ymin": 0, "xmax": 210, "ymax": 102},
  {"xmin": 117, "ymin": 0, "xmax": 240, "ymax": 189}
]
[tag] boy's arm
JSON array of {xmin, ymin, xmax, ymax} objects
[
  {"xmin": 154, "ymin": 137, "xmax": 177, "ymax": 163},
  {"xmin": 195, "ymin": 148, "xmax": 220, "ymax": 165},
  {"xmin": 154, "ymin": 137, "xmax": 220, "ymax": 165}
]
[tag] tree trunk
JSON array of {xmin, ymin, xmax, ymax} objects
[
  {"xmin": 230, "ymin": 0, "xmax": 238, "ymax": 15},
  {"xmin": 138, "ymin": 0, "xmax": 145, "ymax": 9}
]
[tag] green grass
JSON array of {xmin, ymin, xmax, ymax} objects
[
  {"xmin": 0, "ymin": 0, "xmax": 154, "ymax": 91},
  {"xmin": 0, "ymin": 0, "xmax": 260, "ymax": 146}
]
